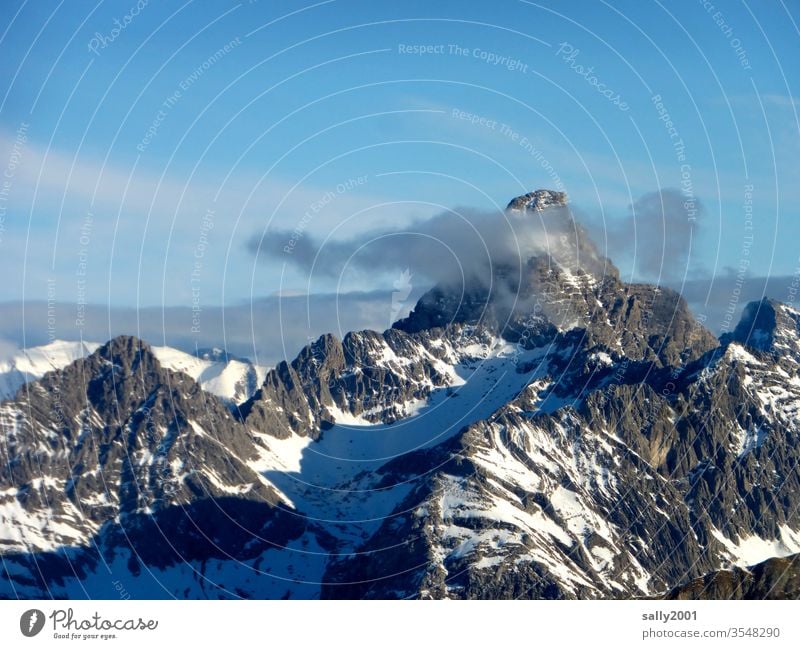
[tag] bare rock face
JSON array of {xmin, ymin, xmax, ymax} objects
[
  {"xmin": 666, "ymin": 553, "xmax": 800, "ymax": 599},
  {"xmin": 2, "ymin": 191, "xmax": 800, "ymax": 600},
  {"xmin": 506, "ymin": 189, "xmax": 569, "ymax": 212},
  {"xmin": 726, "ymin": 297, "xmax": 800, "ymax": 357}
]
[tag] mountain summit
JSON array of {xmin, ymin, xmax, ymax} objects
[{"xmin": 506, "ymin": 189, "xmax": 569, "ymax": 212}]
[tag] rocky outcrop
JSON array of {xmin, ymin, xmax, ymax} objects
[
  {"xmin": 666, "ymin": 553, "xmax": 800, "ymax": 599},
  {"xmin": 506, "ymin": 189, "xmax": 569, "ymax": 212}
]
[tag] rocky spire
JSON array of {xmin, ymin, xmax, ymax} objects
[{"xmin": 506, "ymin": 189, "xmax": 568, "ymax": 212}]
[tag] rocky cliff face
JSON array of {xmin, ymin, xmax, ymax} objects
[
  {"xmin": 666, "ymin": 553, "xmax": 800, "ymax": 599},
  {"xmin": 506, "ymin": 189, "xmax": 569, "ymax": 212},
  {"xmin": 2, "ymin": 191, "xmax": 799, "ymax": 599},
  {"xmin": 320, "ymin": 295, "xmax": 800, "ymax": 599}
]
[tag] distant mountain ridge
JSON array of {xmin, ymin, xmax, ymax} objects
[
  {"xmin": 0, "ymin": 340, "xmax": 101, "ymax": 402},
  {"xmin": 2, "ymin": 190, "xmax": 800, "ymax": 599},
  {"xmin": 0, "ymin": 339, "xmax": 266, "ymax": 405}
]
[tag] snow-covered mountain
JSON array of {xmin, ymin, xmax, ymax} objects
[
  {"xmin": 0, "ymin": 340, "xmax": 101, "ymax": 401},
  {"xmin": 150, "ymin": 346, "xmax": 267, "ymax": 405},
  {"xmin": 2, "ymin": 189, "xmax": 800, "ymax": 599},
  {"xmin": 0, "ymin": 340, "xmax": 266, "ymax": 405}
]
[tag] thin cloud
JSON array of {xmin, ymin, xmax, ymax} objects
[
  {"xmin": 587, "ymin": 188, "xmax": 704, "ymax": 283},
  {"xmin": 0, "ymin": 290, "xmax": 426, "ymax": 368},
  {"xmin": 249, "ymin": 203, "xmax": 602, "ymax": 291}
]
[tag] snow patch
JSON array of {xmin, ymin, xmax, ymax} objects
[{"xmin": 710, "ymin": 526, "xmax": 800, "ymax": 567}]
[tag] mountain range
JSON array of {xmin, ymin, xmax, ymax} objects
[
  {"xmin": 0, "ymin": 341, "xmax": 266, "ymax": 405},
  {"xmin": 1, "ymin": 190, "xmax": 799, "ymax": 600}
]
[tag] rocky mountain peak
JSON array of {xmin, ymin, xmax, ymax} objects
[
  {"xmin": 506, "ymin": 189, "xmax": 568, "ymax": 212},
  {"xmin": 728, "ymin": 297, "xmax": 800, "ymax": 354},
  {"xmin": 396, "ymin": 191, "xmax": 714, "ymax": 367},
  {"xmin": 92, "ymin": 334, "xmax": 154, "ymax": 370},
  {"xmin": 19, "ymin": 334, "xmax": 166, "ymax": 412}
]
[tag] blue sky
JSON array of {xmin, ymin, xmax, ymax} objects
[{"xmin": 0, "ymin": 0, "xmax": 798, "ymax": 350}]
